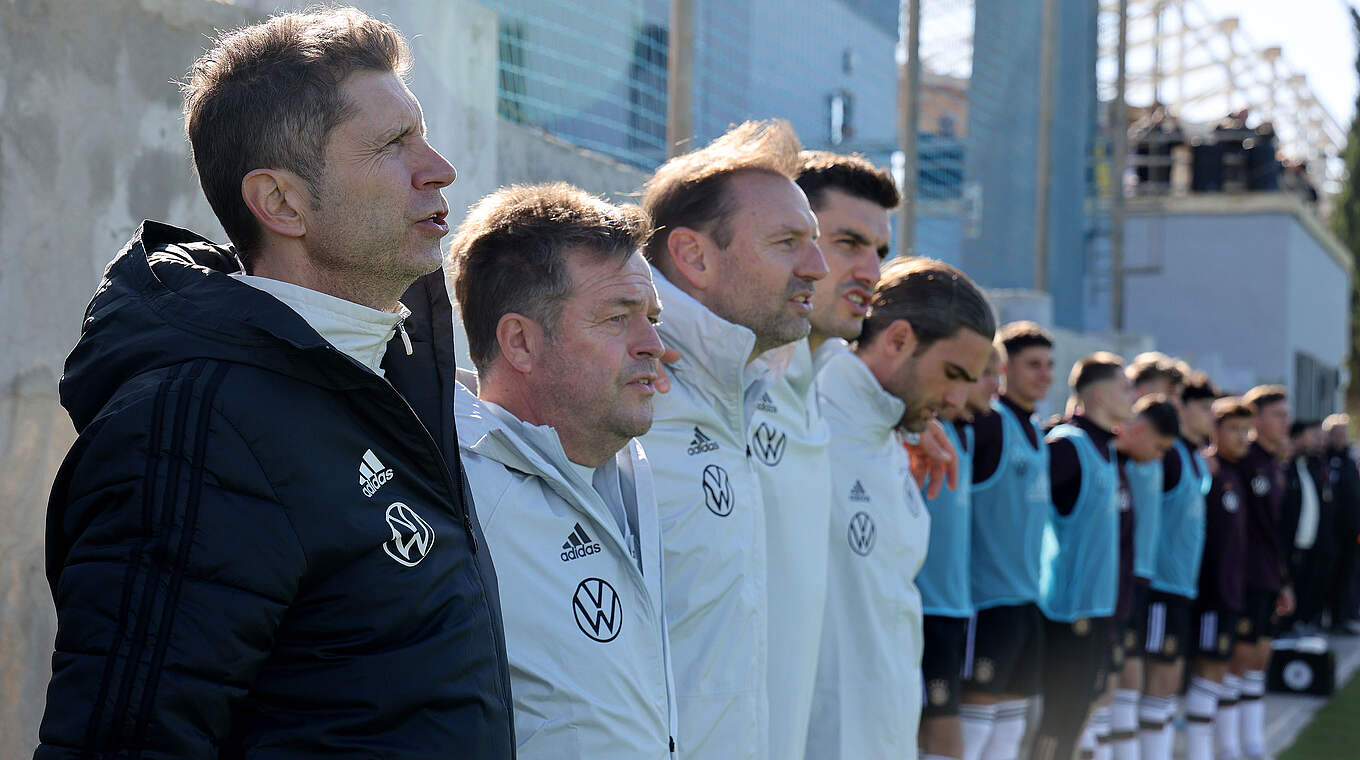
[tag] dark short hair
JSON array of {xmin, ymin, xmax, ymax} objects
[
  {"xmin": 1213, "ymin": 396, "xmax": 1254, "ymax": 424},
  {"xmin": 1126, "ymin": 351, "xmax": 1186, "ymax": 388},
  {"xmin": 450, "ymin": 183, "xmax": 652, "ymax": 373},
  {"xmin": 1181, "ymin": 371, "xmax": 1219, "ymax": 402},
  {"xmin": 858, "ymin": 257, "xmax": 996, "ymax": 350},
  {"xmin": 1133, "ymin": 393, "xmax": 1180, "ymax": 438},
  {"xmin": 1243, "ymin": 384, "xmax": 1288, "ymax": 413},
  {"xmin": 1070, "ymin": 352, "xmax": 1126, "ymax": 394},
  {"xmin": 796, "ymin": 151, "xmax": 900, "ymax": 211},
  {"xmin": 1290, "ymin": 420, "xmax": 1319, "ymax": 439},
  {"xmin": 999, "ymin": 321, "xmax": 1053, "ymax": 358},
  {"xmin": 183, "ymin": 7, "xmax": 412, "ymax": 262},
  {"xmin": 642, "ymin": 120, "xmax": 802, "ymax": 267}
]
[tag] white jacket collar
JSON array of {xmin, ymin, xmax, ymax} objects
[
  {"xmin": 455, "ymin": 382, "xmax": 637, "ymax": 511},
  {"xmin": 817, "ymin": 347, "xmax": 904, "ymax": 440},
  {"xmin": 231, "ymin": 273, "xmax": 408, "ymax": 376},
  {"xmin": 653, "ymin": 271, "xmax": 785, "ymax": 422},
  {"xmin": 812, "ymin": 337, "xmax": 849, "ymax": 375}
]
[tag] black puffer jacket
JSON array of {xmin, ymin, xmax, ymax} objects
[{"xmin": 37, "ymin": 221, "xmax": 515, "ymax": 758}]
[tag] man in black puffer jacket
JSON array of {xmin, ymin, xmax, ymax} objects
[{"xmin": 36, "ymin": 8, "xmax": 514, "ymax": 758}]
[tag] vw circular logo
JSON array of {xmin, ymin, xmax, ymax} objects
[
  {"xmin": 382, "ymin": 502, "xmax": 436, "ymax": 567},
  {"xmin": 750, "ymin": 422, "xmax": 788, "ymax": 466},
  {"xmin": 1283, "ymin": 660, "xmax": 1315, "ymax": 691},
  {"xmin": 1223, "ymin": 490, "xmax": 1241, "ymax": 513},
  {"xmin": 847, "ymin": 511, "xmax": 876, "ymax": 556},
  {"xmin": 1252, "ymin": 475, "xmax": 1271, "ymax": 496},
  {"xmin": 573, "ymin": 577, "xmax": 623, "ymax": 643},
  {"xmin": 702, "ymin": 464, "xmax": 734, "ymax": 517}
]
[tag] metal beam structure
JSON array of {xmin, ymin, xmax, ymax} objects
[{"xmin": 1097, "ymin": 0, "xmax": 1345, "ymax": 194}]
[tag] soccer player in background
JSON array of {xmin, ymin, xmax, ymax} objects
[
  {"xmin": 918, "ymin": 343, "xmax": 1004, "ymax": 760},
  {"xmin": 1224, "ymin": 385, "xmax": 1295, "ymax": 760},
  {"xmin": 1183, "ymin": 398, "xmax": 1254, "ymax": 760},
  {"xmin": 1032, "ymin": 354, "xmax": 1131, "ymax": 760},
  {"xmin": 1109, "ymin": 394, "xmax": 1181, "ymax": 760},
  {"xmin": 959, "ymin": 321, "xmax": 1055, "ymax": 760},
  {"xmin": 1139, "ymin": 371, "xmax": 1215, "ymax": 760}
]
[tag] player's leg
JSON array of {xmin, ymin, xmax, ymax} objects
[
  {"xmin": 920, "ymin": 616, "xmax": 970, "ymax": 760},
  {"xmin": 1139, "ymin": 594, "xmax": 1188, "ymax": 760},
  {"xmin": 969, "ymin": 604, "xmax": 1041, "ymax": 760},
  {"xmin": 1186, "ymin": 609, "xmax": 1235, "ymax": 760},
  {"xmin": 960, "ymin": 609, "xmax": 1000, "ymax": 760}
]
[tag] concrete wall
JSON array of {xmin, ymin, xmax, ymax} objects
[
  {"xmin": 1120, "ymin": 194, "xmax": 1352, "ymax": 407},
  {"xmin": 1, "ymin": 2, "xmax": 255, "ymax": 751},
  {"xmin": 0, "ymin": 0, "xmax": 643, "ymax": 752}
]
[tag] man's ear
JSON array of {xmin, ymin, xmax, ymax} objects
[
  {"xmin": 665, "ymin": 227, "xmax": 717, "ymax": 291},
  {"xmin": 882, "ymin": 318, "xmax": 919, "ymax": 358},
  {"xmin": 241, "ymin": 168, "xmax": 309, "ymax": 239},
  {"xmin": 494, "ymin": 312, "xmax": 545, "ymax": 374}
]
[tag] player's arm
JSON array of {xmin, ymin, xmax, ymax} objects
[
  {"xmin": 1047, "ymin": 437, "xmax": 1081, "ymax": 516},
  {"xmin": 38, "ymin": 388, "xmax": 304, "ymax": 758}
]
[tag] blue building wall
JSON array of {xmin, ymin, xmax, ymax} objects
[{"xmin": 963, "ymin": 0, "xmax": 1097, "ymax": 329}]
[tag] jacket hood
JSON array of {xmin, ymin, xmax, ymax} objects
[{"xmin": 61, "ymin": 220, "xmax": 448, "ymax": 433}]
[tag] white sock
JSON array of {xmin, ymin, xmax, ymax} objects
[
  {"xmin": 983, "ymin": 699, "xmax": 1028, "ymax": 760},
  {"xmin": 1162, "ymin": 697, "xmax": 1179, "ymax": 754},
  {"xmin": 1092, "ymin": 705, "xmax": 1114, "ymax": 760},
  {"xmin": 959, "ymin": 702, "xmax": 997, "ymax": 760},
  {"xmin": 1112, "ymin": 689, "xmax": 1141, "ymax": 760},
  {"xmin": 1080, "ymin": 723, "xmax": 1098, "ymax": 757},
  {"xmin": 1217, "ymin": 674, "xmax": 1243, "ymax": 759},
  {"xmin": 1185, "ymin": 677, "xmax": 1219, "ymax": 760},
  {"xmin": 1241, "ymin": 670, "xmax": 1268, "ymax": 757},
  {"xmin": 1138, "ymin": 695, "xmax": 1173, "ymax": 760}
]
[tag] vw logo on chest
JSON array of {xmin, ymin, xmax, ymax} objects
[
  {"xmin": 382, "ymin": 502, "xmax": 435, "ymax": 567},
  {"xmin": 750, "ymin": 422, "xmax": 788, "ymax": 466},
  {"xmin": 848, "ymin": 511, "xmax": 877, "ymax": 556},
  {"xmin": 573, "ymin": 577, "xmax": 623, "ymax": 642},
  {"xmin": 702, "ymin": 464, "xmax": 734, "ymax": 516}
]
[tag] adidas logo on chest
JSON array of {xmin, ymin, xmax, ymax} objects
[
  {"xmin": 561, "ymin": 522, "xmax": 603, "ymax": 562},
  {"xmin": 688, "ymin": 426, "xmax": 720, "ymax": 456},
  {"xmin": 756, "ymin": 392, "xmax": 778, "ymax": 413},
  {"xmin": 360, "ymin": 449, "xmax": 394, "ymax": 497}
]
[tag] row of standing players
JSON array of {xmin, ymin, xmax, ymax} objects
[
  {"xmin": 920, "ymin": 337, "xmax": 1327, "ymax": 760},
  {"xmin": 451, "ymin": 119, "xmax": 1316, "ymax": 760},
  {"xmin": 451, "ymin": 119, "xmax": 1359, "ymax": 760}
]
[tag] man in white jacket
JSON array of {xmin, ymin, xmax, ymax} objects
[
  {"xmin": 639, "ymin": 120, "xmax": 828, "ymax": 760},
  {"xmin": 450, "ymin": 184, "xmax": 679, "ymax": 758},
  {"xmin": 741, "ymin": 151, "xmax": 898, "ymax": 760},
  {"xmin": 807, "ymin": 257, "xmax": 996, "ymax": 760}
]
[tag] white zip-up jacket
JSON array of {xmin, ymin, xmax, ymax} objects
[
  {"xmin": 456, "ymin": 385, "xmax": 679, "ymax": 759},
  {"xmin": 641, "ymin": 272, "xmax": 774, "ymax": 760},
  {"xmin": 806, "ymin": 343, "xmax": 931, "ymax": 760},
  {"xmin": 753, "ymin": 340, "xmax": 832, "ymax": 760}
]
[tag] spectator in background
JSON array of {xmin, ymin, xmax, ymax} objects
[
  {"xmin": 1282, "ymin": 421, "xmax": 1337, "ymax": 634},
  {"xmin": 1323, "ymin": 414, "xmax": 1360, "ymax": 633}
]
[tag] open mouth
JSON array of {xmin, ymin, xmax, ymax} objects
[
  {"xmin": 790, "ymin": 292, "xmax": 813, "ymax": 313},
  {"xmin": 843, "ymin": 288, "xmax": 871, "ymax": 315}
]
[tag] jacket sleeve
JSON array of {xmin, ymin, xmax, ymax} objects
[{"xmin": 37, "ymin": 367, "xmax": 308, "ymax": 759}]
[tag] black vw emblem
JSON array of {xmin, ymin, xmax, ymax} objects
[
  {"xmin": 848, "ymin": 511, "xmax": 876, "ymax": 556},
  {"xmin": 702, "ymin": 464, "xmax": 734, "ymax": 516},
  {"xmin": 573, "ymin": 577, "xmax": 622, "ymax": 642},
  {"xmin": 751, "ymin": 422, "xmax": 788, "ymax": 466}
]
